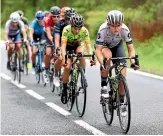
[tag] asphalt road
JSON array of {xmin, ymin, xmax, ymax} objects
[{"xmin": 1, "ymin": 41, "xmax": 163, "ymax": 135}]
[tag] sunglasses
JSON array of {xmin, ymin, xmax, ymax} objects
[
  {"xmin": 36, "ymin": 16, "xmax": 44, "ymax": 21},
  {"xmin": 109, "ymin": 24, "xmax": 121, "ymax": 27},
  {"xmin": 52, "ymin": 15, "xmax": 60, "ymax": 18}
]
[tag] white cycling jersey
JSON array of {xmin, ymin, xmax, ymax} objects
[
  {"xmin": 95, "ymin": 22, "xmax": 133, "ymax": 48},
  {"xmin": 5, "ymin": 20, "xmax": 25, "ymax": 36}
]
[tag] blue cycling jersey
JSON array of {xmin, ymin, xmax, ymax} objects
[{"xmin": 30, "ymin": 20, "xmax": 44, "ymax": 35}]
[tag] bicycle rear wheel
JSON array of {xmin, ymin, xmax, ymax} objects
[
  {"xmin": 76, "ymin": 69, "xmax": 87, "ymax": 117},
  {"xmin": 117, "ymin": 76, "xmax": 131, "ymax": 134},
  {"xmin": 102, "ymin": 80, "xmax": 114, "ymax": 125},
  {"xmin": 67, "ymin": 72, "xmax": 75, "ymax": 111}
]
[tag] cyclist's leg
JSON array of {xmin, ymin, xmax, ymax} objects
[
  {"xmin": 76, "ymin": 45, "xmax": 86, "ymax": 72},
  {"xmin": 7, "ymin": 36, "xmax": 14, "ymax": 69},
  {"xmin": 97, "ymin": 45, "xmax": 112, "ymax": 98},
  {"xmin": 61, "ymin": 46, "xmax": 73, "ymax": 103},
  {"xmin": 113, "ymin": 41, "xmax": 127, "ymax": 76},
  {"xmin": 113, "ymin": 41, "xmax": 127, "ymax": 98},
  {"xmin": 15, "ymin": 33, "xmax": 23, "ymax": 71},
  {"xmin": 32, "ymin": 34, "xmax": 40, "ymax": 68}
]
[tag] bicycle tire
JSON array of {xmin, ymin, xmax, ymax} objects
[
  {"xmin": 117, "ymin": 75, "xmax": 131, "ymax": 134},
  {"xmin": 67, "ymin": 71, "xmax": 75, "ymax": 111},
  {"xmin": 76, "ymin": 69, "xmax": 87, "ymax": 117},
  {"xmin": 102, "ymin": 80, "xmax": 114, "ymax": 125},
  {"xmin": 18, "ymin": 58, "xmax": 21, "ymax": 83}
]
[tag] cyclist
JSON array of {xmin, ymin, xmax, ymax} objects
[
  {"xmin": 16, "ymin": 10, "xmax": 31, "ymax": 67},
  {"xmin": 43, "ymin": 6, "xmax": 61, "ymax": 83},
  {"xmin": 4, "ymin": 12, "xmax": 28, "ymax": 71},
  {"xmin": 29, "ymin": 11, "xmax": 45, "ymax": 69},
  {"xmin": 53, "ymin": 7, "xmax": 76, "ymax": 86},
  {"xmin": 60, "ymin": 14, "xmax": 95, "ymax": 104},
  {"xmin": 94, "ymin": 10, "xmax": 139, "ymax": 99},
  {"xmin": 16, "ymin": 10, "xmax": 29, "ymax": 30}
]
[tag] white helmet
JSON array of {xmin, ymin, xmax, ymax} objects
[
  {"xmin": 107, "ymin": 10, "xmax": 124, "ymax": 26},
  {"xmin": 10, "ymin": 12, "xmax": 20, "ymax": 22}
]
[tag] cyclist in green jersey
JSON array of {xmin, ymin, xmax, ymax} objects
[{"xmin": 58, "ymin": 14, "xmax": 95, "ymax": 104}]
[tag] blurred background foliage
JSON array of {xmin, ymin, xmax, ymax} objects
[{"xmin": 1, "ymin": 0, "xmax": 163, "ymax": 75}]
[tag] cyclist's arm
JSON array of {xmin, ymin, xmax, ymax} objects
[
  {"xmin": 95, "ymin": 45, "xmax": 103, "ymax": 65},
  {"xmin": 4, "ymin": 22, "xmax": 9, "ymax": 41},
  {"xmin": 94, "ymin": 26, "xmax": 105, "ymax": 65},
  {"xmin": 45, "ymin": 27, "xmax": 53, "ymax": 43},
  {"xmin": 127, "ymin": 44, "xmax": 136, "ymax": 64},
  {"xmin": 55, "ymin": 22, "xmax": 61, "ymax": 50},
  {"xmin": 29, "ymin": 28, "xmax": 34, "ymax": 42},
  {"xmin": 4, "ymin": 31, "xmax": 9, "ymax": 41}
]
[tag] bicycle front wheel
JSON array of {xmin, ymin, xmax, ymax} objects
[
  {"xmin": 76, "ymin": 69, "xmax": 87, "ymax": 117},
  {"xmin": 102, "ymin": 80, "xmax": 114, "ymax": 125},
  {"xmin": 117, "ymin": 76, "xmax": 131, "ymax": 134},
  {"xmin": 67, "ymin": 72, "xmax": 75, "ymax": 111}
]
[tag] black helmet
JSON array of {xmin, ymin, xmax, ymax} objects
[
  {"xmin": 16, "ymin": 10, "xmax": 24, "ymax": 17},
  {"xmin": 50, "ymin": 6, "xmax": 61, "ymax": 15},
  {"xmin": 65, "ymin": 7, "xmax": 73, "ymax": 19},
  {"xmin": 70, "ymin": 14, "xmax": 84, "ymax": 27}
]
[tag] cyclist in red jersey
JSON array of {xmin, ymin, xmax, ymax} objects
[{"xmin": 43, "ymin": 6, "xmax": 61, "ymax": 83}]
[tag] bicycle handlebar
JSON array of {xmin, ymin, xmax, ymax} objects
[
  {"xmin": 65, "ymin": 51, "xmax": 95, "ymax": 66},
  {"xmin": 103, "ymin": 55, "xmax": 139, "ymax": 69}
]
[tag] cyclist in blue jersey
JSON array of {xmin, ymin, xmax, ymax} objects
[{"xmin": 29, "ymin": 11, "xmax": 45, "ymax": 69}]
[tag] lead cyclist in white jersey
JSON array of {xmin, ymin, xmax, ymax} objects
[
  {"xmin": 95, "ymin": 10, "xmax": 139, "ymax": 99},
  {"xmin": 4, "ymin": 12, "xmax": 28, "ymax": 71}
]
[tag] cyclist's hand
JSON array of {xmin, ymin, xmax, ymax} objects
[
  {"xmin": 62, "ymin": 60, "xmax": 67, "ymax": 67},
  {"xmin": 23, "ymin": 39, "xmax": 28, "ymax": 43},
  {"xmin": 90, "ymin": 59, "xmax": 96, "ymax": 66},
  {"xmin": 131, "ymin": 63, "xmax": 140, "ymax": 70},
  {"xmin": 101, "ymin": 64, "xmax": 107, "ymax": 72},
  {"xmin": 5, "ymin": 40, "xmax": 10, "ymax": 46},
  {"xmin": 29, "ymin": 41, "xmax": 33, "ymax": 46}
]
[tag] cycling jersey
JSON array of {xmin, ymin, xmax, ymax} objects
[
  {"xmin": 21, "ymin": 17, "xmax": 29, "ymax": 26},
  {"xmin": 95, "ymin": 22, "xmax": 132, "ymax": 48},
  {"xmin": 61, "ymin": 25, "xmax": 90, "ymax": 46},
  {"xmin": 30, "ymin": 20, "xmax": 44, "ymax": 35},
  {"xmin": 55, "ymin": 19, "xmax": 67, "ymax": 36},
  {"xmin": 44, "ymin": 16, "xmax": 56, "ymax": 34},
  {"xmin": 5, "ymin": 20, "xmax": 25, "ymax": 36}
]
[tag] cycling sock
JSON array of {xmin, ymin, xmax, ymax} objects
[{"xmin": 101, "ymin": 76, "xmax": 107, "ymax": 87}]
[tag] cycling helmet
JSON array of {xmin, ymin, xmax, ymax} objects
[
  {"xmin": 70, "ymin": 8, "xmax": 77, "ymax": 14},
  {"xmin": 16, "ymin": 10, "xmax": 24, "ymax": 17},
  {"xmin": 10, "ymin": 12, "xmax": 20, "ymax": 22},
  {"xmin": 50, "ymin": 6, "xmax": 61, "ymax": 15},
  {"xmin": 43, "ymin": 10, "xmax": 49, "ymax": 16},
  {"xmin": 64, "ymin": 7, "xmax": 73, "ymax": 19},
  {"xmin": 61, "ymin": 6, "xmax": 69, "ymax": 17},
  {"xmin": 70, "ymin": 14, "xmax": 84, "ymax": 27},
  {"xmin": 35, "ymin": 11, "xmax": 44, "ymax": 20},
  {"xmin": 107, "ymin": 10, "xmax": 124, "ymax": 26}
]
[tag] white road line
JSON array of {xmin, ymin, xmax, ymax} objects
[
  {"xmin": 46, "ymin": 102, "xmax": 71, "ymax": 116},
  {"xmin": 25, "ymin": 90, "xmax": 45, "ymax": 100},
  {"xmin": 127, "ymin": 68, "xmax": 163, "ymax": 80},
  {"xmin": 0, "ymin": 73, "xmax": 11, "ymax": 80},
  {"xmin": 74, "ymin": 120, "xmax": 107, "ymax": 135},
  {"xmin": 11, "ymin": 80, "xmax": 26, "ymax": 88}
]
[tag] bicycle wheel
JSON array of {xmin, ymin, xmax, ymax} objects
[
  {"xmin": 35, "ymin": 67, "xmax": 40, "ymax": 84},
  {"xmin": 11, "ymin": 54, "xmax": 17, "ymax": 81},
  {"xmin": 17, "ymin": 58, "xmax": 21, "ymax": 83},
  {"xmin": 102, "ymin": 80, "xmax": 114, "ymax": 125},
  {"xmin": 67, "ymin": 71, "xmax": 75, "ymax": 111},
  {"xmin": 117, "ymin": 76, "xmax": 131, "ymax": 133},
  {"xmin": 76, "ymin": 69, "xmax": 87, "ymax": 117}
]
